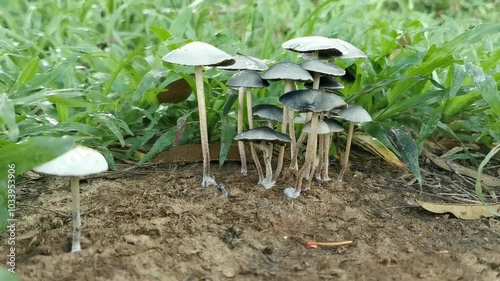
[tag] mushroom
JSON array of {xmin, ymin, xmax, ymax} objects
[
  {"xmin": 226, "ymin": 70, "xmax": 269, "ymax": 180},
  {"xmin": 283, "ymin": 36, "xmax": 367, "ymax": 60},
  {"xmin": 162, "ymin": 41, "xmax": 235, "ymax": 187},
  {"xmin": 262, "ymin": 62, "xmax": 313, "ymax": 178},
  {"xmin": 301, "ymin": 119, "xmax": 333, "ymax": 184},
  {"xmin": 234, "ymin": 127, "xmax": 291, "ymax": 189},
  {"xmin": 32, "ymin": 145, "xmax": 108, "ymax": 252},
  {"xmin": 252, "ymin": 104, "xmax": 283, "ymax": 128},
  {"xmin": 279, "ymin": 89, "xmax": 346, "ymax": 198},
  {"xmin": 336, "ymin": 105, "xmax": 372, "ymax": 181},
  {"xmin": 304, "ymin": 76, "xmax": 345, "ymax": 92},
  {"xmin": 220, "ymin": 54, "xmax": 268, "ymax": 175}
]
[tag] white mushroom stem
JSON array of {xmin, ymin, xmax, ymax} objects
[
  {"xmin": 246, "ymin": 88, "xmax": 264, "ymax": 183},
  {"xmin": 260, "ymin": 143, "xmax": 275, "ymax": 189},
  {"xmin": 237, "ymin": 86, "xmax": 247, "ymax": 175},
  {"xmin": 339, "ymin": 122, "xmax": 355, "ymax": 182},
  {"xmin": 294, "ymin": 112, "xmax": 319, "ymax": 194},
  {"xmin": 70, "ymin": 176, "xmax": 81, "ymax": 253},
  {"xmin": 321, "ymin": 132, "xmax": 333, "ymax": 181},
  {"xmin": 274, "ymin": 80, "xmax": 295, "ymax": 180},
  {"xmin": 306, "ymin": 114, "xmax": 320, "ymax": 190},
  {"xmin": 316, "ymin": 133, "xmax": 324, "ymax": 180},
  {"xmin": 194, "ymin": 65, "xmax": 216, "ymax": 187}
]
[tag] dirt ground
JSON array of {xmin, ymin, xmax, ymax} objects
[{"xmin": 2, "ymin": 148, "xmax": 500, "ymax": 281}]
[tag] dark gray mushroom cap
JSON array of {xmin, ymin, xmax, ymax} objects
[
  {"xmin": 162, "ymin": 41, "xmax": 235, "ymax": 67},
  {"xmin": 337, "ymin": 105, "xmax": 372, "ymax": 123},
  {"xmin": 226, "ymin": 70, "xmax": 269, "ymax": 88},
  {"xmin": 300, "ymin": 60, "xmax": 346, "ymax": 76},
  {"xmin": 324, "ymin": 118, "xmax": 344, "ymax": 132},
  {"xmin": 252, "ymin": 104, "xmax": 283, "ymax": 122},
  {"xmin": 305, "ymin": 76, "xmax": 344, "ymax": 91},
  {"xmin": 262, "ymin": 62, "xmax": 313, "ymax": 82},
  {"xmin": 303, "ymin": 119, "xmax": 331, "ymax": 135},
  {"xmin": 234, "ymin": 126, "xmax": 291, "ymax": 145},
  {"xmin": 218, "ymin": 54, "xmax": 268, "ymax": 71},
  {"xmin": 279, "ymin": 89, "xmax": 347, "ymax": 113}
]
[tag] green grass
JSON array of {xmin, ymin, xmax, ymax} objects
[{"xmin": 1, "ymin": 0, "xmax": 499, "ymax": 234}]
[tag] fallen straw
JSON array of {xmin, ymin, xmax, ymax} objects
[{"xmin": 304, "ymin": 240, "xmax": 353, "ymax": 249}]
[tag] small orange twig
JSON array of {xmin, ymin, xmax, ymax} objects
[{"xmin": 290, "ymin": 236, "xmax": 353, "ymax": 249}]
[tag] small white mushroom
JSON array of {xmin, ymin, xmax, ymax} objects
[{"xmin": 33, "ymin": 145, "xmax": 108, "ymax": 253}]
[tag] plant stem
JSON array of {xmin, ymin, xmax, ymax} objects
[
  {"xmin": 237, "ymin": 86, "xmax": 247, "ymax": 174},
  {"xmin": 194, "ymin": 65, "xmax": 216, "ymax": 187},
  {"xmin": 70, "ymin": 176, "xmax": 81, "ymax": 253},
  {"xmin": 274, "ymin": 80, "xmax": 295, "ymax": 180},
  {"xmin": 339, "ymin": 122, "xmax": 354, "ymax": 181}
]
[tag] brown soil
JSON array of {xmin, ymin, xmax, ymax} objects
[{"xmin": 2, "ymin": 150, "xmax": 500, "ymax": 281}]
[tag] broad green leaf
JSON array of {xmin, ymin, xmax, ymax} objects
[
  {"xmin": 100, "ymin": 116, "xmax": 126, "ymax": 146},
  {"xmin": 466, "ymin": 62, "xmax": 500, "ymax": 116},
  {"xmin": 139, "ymin": 127, "xmax": 176, "ymax": 164},
  {"xmin": 442, "ymin": 92, "xmax": 481, "ymax": 122},
  {"xmin": 20, "ymin": 123, "xmax": 101, "ymax": 137},
  {"xmin": 223, "ymin": 89, "xmax": 238, "ymax": 116},
  {"xmin": 169, "ymin": 6, "xmax": 192, "ymax": 38},
  {"xmin": 47, "ymin": 96, "xmax": 95, "ymax": 108},
  {"xmin": 387, "ymin": 127, "xmax": 421, "ymax": 186},
  {"xmin": 12, "ymin": 57, "xmax": 39, "ymax": 90},
  {"xmin": 377, "ymin": 89, "xmax": 445, "ymax": 120},
  {"xmin": 219, "ymin": 116, "xmax": 236, "ymax": 165},
  {"xmin": 149, "ymin": 25, "xmax": 172, "ymax": 42},
  {"xmin": 55, "ymin": 103, "xmax": 69, "ymax": 123},
  {"xmin": 0, "ymin": 94, "xmax": 19, "ymax": 142},
  {"xmin": 132, "ymin": 70, "xmax": 169, "ymax": 102},
  {"xmin": 449, "ymin": 63, "xmax": 467, "ymax": 99},
  {"xmin": 408, "ymin": 23, "xmax": 500, "ymax": 76},
  {"xmin": 416, "ymin": 119, "xmax": 438, "ymax": 152},
  {"xmin": 0, "ymin": 136, "xmax": 76, "ymax": 175},
  {"xmin": 25, "ymin": 53, "xmax": 81, "ymax": 89}
]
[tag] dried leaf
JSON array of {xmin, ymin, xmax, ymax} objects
[{"xmin": 417, "ymin": 199, "xmax": 500, "ymax": 220}]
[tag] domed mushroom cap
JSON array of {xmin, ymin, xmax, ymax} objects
[
  {"xmin": 279, "ymin": 89, "xmax": 347, "ymax": 113},
  {"xmin": 303, "ymin": 119, "xmax": 331, "ymax": 135},
  {"xmin": 262, "ymin": 62, "xmax": 313, "ymax": 82},
  {"xmin": 337, "ymin": 105, "xmax": 372, "ymax": 123},
  {"xmin": 253, "ymin": 104, "xmax": 283, "ymax": 122},
  {"xmin": 282, "ymin": 36, "xmax": 345, "ymax": 57},
  {"xmin": 162, "ymin": 41, "xmax": 235, "ymax": 67},
  {"xmin": 226, "ymin": 70, "xmax": 269, "ymax": 88},
  {"xmin": 330, "ymin": 39, "xmax": 367, "ymax": 59},
  {"xmin": 305, "ymin": 76, "xmax": 344, "ymax": 91},
  {"xmin": 300, "ymin": 60, "xmax": 346, "ymax": 76},
  {"xmin": 234, "ymin": 126, "xmax": 291, "ymax": 145},
  {"xmin": 218, "ymin": 54, "xmax": 268, "ymax": 71},
  {"xmin": 323, "ymin": 118, "xmax": 344, "ymax": 133},
  {"xmin": 33, "ymin": 145, "xmax": 108, "ymax": 177}
]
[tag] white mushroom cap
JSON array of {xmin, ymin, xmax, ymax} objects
[
  {"xmin": 162, "ymin": 41, "xmax": 235, "ymax": 67},
  {"xmin": 33, "ymin": 145, "xmax": 108, "ymax": 177},
  {"xmin": 303, "ymin": 119, "xmax": 331, "ymax": 134},
  {"xmin": 337, "ymin": 105, "xmax": 372, "ymax": 123}
]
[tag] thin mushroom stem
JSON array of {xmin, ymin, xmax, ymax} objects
[
  {"xmin": 260, "ymin": 143, "xmax": 275, "ymax": 189},
  {"xmin": 294, "ymin": 112, "xmax": 319, "ymax": 195},
  {"xmin": 70, "ymin": 176, "xmax": 81, "ymax": 253},
  {"xmin": 321, "ymin": 132, "xmax": 333, "ymax": 181},
  {"xmin": 246, "ymin": 88, "xmax": 264, "ymax": 183},
  {"xmin": 306, "ymin": 116, "xmax": 320, "ymax": 190},
  {"xmin": 194, "ymin": 65, "xmax": 216, "ymax": 187},
  {"xmin": 274, "ymin": 80, "xmax": 295, "ymax": 181},
  {"xmin": 237, "ymin": 86, "xmax": 247, "ymax": 175},
  {"xmin": 316, "ymin": 133, "xmax": 324, "ymax": 181},
  {"xmin": 339, "ymin": 122, "xmax": 355, "ymax": 182}
]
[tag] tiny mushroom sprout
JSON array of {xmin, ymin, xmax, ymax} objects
[
  {"xmin": 280, "ymin": 89, "xmax": 346, "ymax": 199},
  {"xmin": 234, "ymin": 126, "xmax": 291, "ymax": 189},
  {"xmin": 162, "ymin": 41, "xmax": 235, "ymax": 188},
  {"xmin": 336, "ymin": 105, "xmax": 372, "ymax": 181},
  {"xmin": 32, "ymin": 145, "xmax": 108, "ymax": 253},
  {"xmin": 220, "ymin": 54, "xmax": 268, "ymax": 175},
  {"xmin": 262, "ymin": 62, "xmax": 313, "ymax": 179}
]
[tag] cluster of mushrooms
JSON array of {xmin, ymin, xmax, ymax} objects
[
  {"xmin": 29, "ymin": 36, "xmax": 372, "ymax": 253},
  {"xmin": 162, "ymin": 36, "xmax": 372, "ymax": 199}
]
